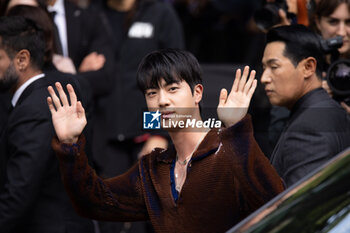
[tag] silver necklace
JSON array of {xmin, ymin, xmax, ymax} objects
[
  {"xmin": 176, "ymin": 154, "xmax": 191, "ymax": 165},
  {"xmin": 175, "ymin": 154, "xmax": 192, "ymax": 192},
  {"xmin": 174, "ymin": 131, "xmax": 209, "ymax": 192}
]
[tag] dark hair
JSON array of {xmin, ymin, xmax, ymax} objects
[
  {"xmin": 310, "ymin": 0, "xmax": 350, "ymax": 33},
  {"xmin": 137, "ymin": 48, "xmax": 202, "ymax": 93},
  {"xmin": 315, "ymin": 0, "xmax": 350, "ymax": 18},
  {"xmin": 266, "ymin": 24, "xmax": 324, "ymax": 79},
  {"xmin": 0, "ymin": 15, "xmax": 45, "ymax": 69},
  {"xmin": 6, "ymin": 5, "xmax": 54, "ymax": 65}
]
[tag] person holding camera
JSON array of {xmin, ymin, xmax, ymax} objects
[
  {"xmin": 261, "ymin": 24, "xmax": 350, "ymax": 188},
  {"xmin": 254, "ymin": 0, "xmax": 298, "ymax": 32},
  {"xmin": 313, "ymin": 0, "xmax": 350, "ymax": 114}
]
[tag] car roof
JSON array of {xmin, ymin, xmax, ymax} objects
[{"xmin": 227, "ymin": 146, "xmax": 350, "ymax": 233}]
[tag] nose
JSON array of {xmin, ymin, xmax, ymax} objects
[
  {"xmin": 337, "ymin": 22, "xmax": 347, "ymax": 37},
  {"xmin": 158, "ymin": 90, "xmax": 170, "ymax": 108},
  {"xmin": 260, "ymin": 70, "xmax": 270, "ymax": 85}
]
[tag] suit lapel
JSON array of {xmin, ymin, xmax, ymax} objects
[
  {"xmin": 16, "ymin": 78, "xmax": 48, "ymax": 107},
  {"xmin": 269, "ymin": 118, "xmax": 291, "ymax": 165}
]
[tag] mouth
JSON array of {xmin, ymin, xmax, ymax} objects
[
  {"xmin": 340, "ymin": 37, "xmax": 350, "ymax": 46},
  {"xmin": 265, "ymin": 89, "xmax": 274, "ymax": 96}
]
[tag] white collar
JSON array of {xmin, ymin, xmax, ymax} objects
[
  {"xmin": 12, "ymin": 73, "xmax": 45, "ymax": 107},
  {"xmin": 47, "ymin": 0, "xmax": 65, "ymax": 16}
]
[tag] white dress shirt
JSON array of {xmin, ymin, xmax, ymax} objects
[
  {"xmin": 47, "ymin": 0, "xmax": 69, "ymax": 57},
  {"xmin": 12, "ymin": 73, "xmax": 45, "ymax": 107}
]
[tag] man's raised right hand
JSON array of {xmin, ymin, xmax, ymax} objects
[{"xmin": 47, "ymin": 82, "xmax": 86, "ymax": 144}]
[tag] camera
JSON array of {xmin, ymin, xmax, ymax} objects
[
  {"xmin": 326, "ymin": 60, "xmax": 350, "ymax": 105},
  {"xmin": 254, "ymin": 0, "xmax": 290, "ymax": 31},
  {"xmin": 321, "ymin": 36, "xmax": 350, "ymax": 105}
]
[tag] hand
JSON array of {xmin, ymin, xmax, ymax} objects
[
  {"xmin": 78, "ymin": 52, "xmax": 106, "ymax": 72},
  {"xmin": 341, "ymin": 102, "xmax": 350, "ymax": 115},
  {"xmin": 52, "ymin": 54, "xmax": 77, "ymax": 74},
  {"xmin": 217, "ymin": 66, "xmax": 257, "ymax": 128},
  {"xmin": 322, "ymin": 80, "xmax": 333, "ymax": 97},
  {"xmin": 138, "ymin": 136, "xmax": 168, "ymax": 159},
  {"xmin": 47, "ymin": 82, "xmax": 87, "ymax": 144},
  {"xmin": 278, "ymin": 9, "xmax": 291, "ymax": 26}
]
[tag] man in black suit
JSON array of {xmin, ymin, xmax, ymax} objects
[
  {"xmin": 261, "ymin": 25, "xmax": 350, "ymax": 187},
  {"xmin": 47, "ymin": 0, "xmax": 114, "ymax": 97},
  {"xmin": 0, "ymin": 16, "xmax": 94, "ymax": 232}
]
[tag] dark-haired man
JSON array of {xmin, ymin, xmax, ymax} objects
[
  {"xmin": 0, "ymin": 16, "xmax": 94, "ymax": 232},
  {"xmin": 262, "ymin": 24, "xmax": 350, "ymax": 187},
  {"xmin": 47, "ymin": 48, "xmax": 284, "ymax": 233}
]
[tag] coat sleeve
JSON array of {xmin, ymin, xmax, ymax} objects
[
  {"xmin": 220, "ymin": 115, "xmax": 285, "ymax": 214},
  {"xmin": 52, "ymin": 136, "xmax": 149, "ymax": 222},
  {"xmin": 0, "ymin": 104, "xmax": 54, "ymax": 232}
]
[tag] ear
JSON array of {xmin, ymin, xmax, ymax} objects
[
  {"xmin": 300, "ymin": 57, "xmax": 317, "ymax": 79},
  {"xmin": 14, "ymin": 49, "xmax": 31, "ymax": 72},
  {"xmin": 193, "ymin": 84, "xmax": 203, "ymax": 104}
]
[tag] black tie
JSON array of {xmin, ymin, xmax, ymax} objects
[{"xmin": 49, "ymin": 11, "xmax": 63, "ymax": 55}]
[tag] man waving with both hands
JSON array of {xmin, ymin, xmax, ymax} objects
[{"xmin": 47, "ymin": 49, "xmax": 284, "ymax": 233}]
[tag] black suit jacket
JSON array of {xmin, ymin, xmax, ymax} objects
[
  {"xmin": 64, "ymin": 0, "xmax": 114, "ymax": 97},
  {"xmin": 0, "ymin": 93, "xmax": 11, "ymax": 134},
  {"xmin": 270, "ymin": 88, "xmax": 350, "ymax": 187},
  {"xmin": 0, "ymin": 75, "xmax": 94, "ymax": 233}
]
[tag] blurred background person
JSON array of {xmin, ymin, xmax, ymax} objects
[
  {"xmin": 312, "ymin": 0, "xmax": 350, "ymax": 113},
  {"xmin": 314, "ymin": 0, "xmax": 350, "ymax": 58},
  {"xmin": 46, "ymin": 0, "xmax": 114, "ymax": 98}
]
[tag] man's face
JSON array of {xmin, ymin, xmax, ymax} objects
[
  {"xmin": 261, "ymin": 42, "xmax": 306, "ymax": 109},
  {"xmin": 0, "ymin": 48, "xmax": 19, "ymax": 93},
  {"xmin": 144, "ymin": 78, "xmax": 202, "ymax": 127}
]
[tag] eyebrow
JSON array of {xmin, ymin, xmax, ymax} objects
[
  {"xmin": 160, "ymin": 80, "xmax": 181, "ymax": 88},
  {"xmin": 327, "ymin": 16, "xmax": 340, "ymax": 21},
  {"xmin": 262, "ymin": 58, "xmax": 279, "ymax": 66}
]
